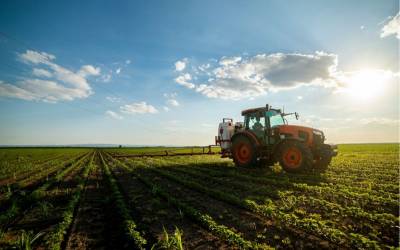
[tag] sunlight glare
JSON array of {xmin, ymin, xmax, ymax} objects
[{"xmin": 343, "ymin": 69, "xmax": 390, "ymax": 100}]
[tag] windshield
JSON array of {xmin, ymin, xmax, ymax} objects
[
  {"xmin": 266, "ymin": 110, "xmax": 285, "ymax": 127},
  {"xmin": 248, "ymin": 115, "xmax": 265, "ymax": 131}
]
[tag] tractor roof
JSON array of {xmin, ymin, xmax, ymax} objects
[
  {"xmin": 241, "ymin": 107, "xmax": 267, "ymax": 116},
  {"xmin": 241, "ymin": 105, "xmax": 281, "ymax": 116}
]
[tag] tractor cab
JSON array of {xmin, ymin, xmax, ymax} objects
[{"xmin": 242, "ymin": 105, "xmax": 292, "ymax": 145}]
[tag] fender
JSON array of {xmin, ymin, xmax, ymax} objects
[{"xmin": 231, "ymin": 130, "xmax": 261, "ymax": 147}]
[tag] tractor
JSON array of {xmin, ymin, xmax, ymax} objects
[{"xmin": 215, "ymin": 104, "xmax": 337, "ymax": 172}]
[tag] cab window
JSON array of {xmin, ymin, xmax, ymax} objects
[
  {"xmin": 267, "ymin": 111, "xmax": 285, "ymax": 127},
  {"xmin": 248, "ymin": 114, "xmax": 265, "ymax": 132}
]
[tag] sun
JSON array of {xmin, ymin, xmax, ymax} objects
[{"xmin": 343, "ymin": 69, "xmax": 390, "ymax": 100}]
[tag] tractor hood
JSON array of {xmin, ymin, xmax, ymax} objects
[
  {"xmin": 274, "ymin": 125, "xmax": 325, "ymax": 145},
  {"xmin": 275, "ymin": 124, "xmax": 314, "ymax": 134}
]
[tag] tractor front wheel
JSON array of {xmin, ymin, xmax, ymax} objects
[
  {"xmin": 278, "ymin": 140, "xmax": 313, "ymax": 173},
  {"xmin": 314, "ymin": 144, "xmax": 333, "ymax": 171},
  {"xmin": 231, "ymin": 135, "xmax": 257, "ymax": 167}
]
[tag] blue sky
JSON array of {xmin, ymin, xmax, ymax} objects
[{"xmin": 0, "ymin": 0, "xmax": 398, "ymax": 145}]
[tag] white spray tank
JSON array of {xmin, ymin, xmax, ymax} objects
[{"xmin": 217, "ymin": 118, "xmax": 235, "ymax": 151}]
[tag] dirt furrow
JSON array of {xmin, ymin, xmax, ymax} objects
[
  {"xmin": 64, "ymin": 155, "xmax": 112, "ymax": 250},
  {"xmin": 110, "ymin": 164, "xmax": 229, "ymax": 249}
]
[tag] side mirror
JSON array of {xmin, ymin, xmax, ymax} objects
[{"xmin": 295, "ymin": 112, "xmax": 299, "ymax": 120}]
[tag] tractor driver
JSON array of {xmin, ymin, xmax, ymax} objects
[{"xmin": 252, "ymin": 116, "xmax": 264, "ymax": 132}]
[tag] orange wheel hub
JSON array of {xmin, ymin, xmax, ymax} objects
[
  {"xmin": 235, "ymin": 142, "xmax": 252, "ymax": 164},
  {"xmin": 283, "ymin": 147, "xmax": 302, "ymax": 168}
]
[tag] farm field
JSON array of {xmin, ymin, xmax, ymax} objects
[{"xmin": 0, "ymin": 144, "xmax": 398, "ymax": 249}]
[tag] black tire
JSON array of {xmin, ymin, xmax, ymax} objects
[
  {"xmin": 314, "ymin": 144, "xmax": 333, "ymax": 171},
  {"xmin": 277, "ymin": 140, "xmax": 313, "ymax": 173},
  {"xmin": 231, "ymin": 135, "xmax": 258, "ymax": 168}
]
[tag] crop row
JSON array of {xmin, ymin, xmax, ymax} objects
[
  {"xmin": 106, "ymin": 153, "xmax": 273, "ymax": 249},
  {"xmin": 162, "ymin": 164, "xmax": 398, "ymax": 235},
  {"xmin": 44, "ymin": 152, "xmax": 95, "ymax": 250},
  {"xmin": 99, "ymin": 152, "xmax": 147, "ymax": 249},
  {"xmin": 0, "ymin": 152, "xmax": 87, "ymax": 201},
  {"xmin": 128, "ymin": 156, "xmax": 398, "ymax": 216},
  {"xmin": 0, "ymin": 151, "xmax": 93, "ymax": 249},
  {"xmin": 137, "ymin": 154, "xmax": 398, "ymax": 194},
  {"xmin": 141, "ymin": 165, "xmax": 384, "ymax": 249},
  {"xmin": 0, "ymin": 152, "xmax": 91, "ymax": 229},
  {"xmin": 0, "ymin": 149, "xmax": 90, "ymax": 181}
]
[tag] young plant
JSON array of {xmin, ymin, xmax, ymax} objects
[
  {"xmin": 151, "ymin": 227, "xmax": 184, "ymax": 250},
  {"xmin": 13, "ymin": 230, "xmax": 44, "ymax": 250},
  {"xmin": 37, "ymin": 201, "xmax": 54, "ymax": 218}
]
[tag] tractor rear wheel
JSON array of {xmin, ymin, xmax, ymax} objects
[
  {"xmin": 232, "ymin": 135, "xmax": 257, "ymax": 167},
  {"xmin": 278, "ymin": 140, "xmax": 313, "ymax": 173},
  {"xmin": 314, "ymin": 144, "xmax": 333, "ymax": 171}
]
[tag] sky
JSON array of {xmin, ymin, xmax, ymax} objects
[{"xmin": 0, "ymin": 0, "xmax": 399, "ymax": 146}]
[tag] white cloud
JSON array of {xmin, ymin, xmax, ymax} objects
[
  {"xmin": 163, "ymin": 106, "xmax": 170, "ymax": 112},
  {"xmin": 175, "ymin": 59, "xmax": 187, "ymax": 71},
  {"xmin": 199, "ymin": 63, "xmax": 210, "ymax": 72},
  {"xmin": 0, "ymin": 80, "xmax": 36, "ymax": 101},
  {"xmin": 78, "ymin": 65, "xmax": 101, "ymax": 77},
  {"xmin": 120, "ymin": 101, "xmax": 158, "ymax": 114},
  {"xmin": 0, "ymin": 50, "xmax": 99, "ymax": 102},
  {"xmin": 174, "ymin": 51, "xmax": 340, "ymax": 100},
  {"xmin": 32, "ymin": 68, "xmax": 52, "ymax": 78},
  {"xmin": 19, "ymin": 50, "xmax": 55, "ymax": 64},
  {"xmin": 0, "ymin": 78, "xmax": 90, "ymax": 103},
  {"xmin": 297, "ymin": 96, "xmax": 303, "ymax": 100},
  {"xmin": 175, "ymin": 73, "xmax": 195, "ymax": 89},
  {"xmin": 163, "ymin": 93, "xmax": 180, "ymax": 108},
  {"xmin": 173, "ymin": 51, "xmax": 399, "ymax": 100},
  {"xmin": 381, "ymin": 13, "xmax": 400, "ymax": 39},
  {"xmin": 116, "ymin": 68, "xmax": 122, "ymax": 74},
  {"xmin": 360, "ymin": 25, "xmax": 365, "ymax": 30},
  {"xmin": 105, "ymin": 110, "xmax": 123, "ymax": 120},
  {"xmin": 126, "ymin": 59, "xmax": 131, "ymax": 65},
  {"xmin": 166, "ymin": 99, "xmax": 179, "ymax": 107},
  {"xmin": 219, "ymin": 56, "xmax": 241, "ymax": 66},
  {"xmin": 106, "ymin": 96, "xmax": 121, "ymax": 103}
]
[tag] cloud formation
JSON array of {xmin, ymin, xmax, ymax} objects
[
  {"xmin": 32, "ymin": 68, "xmax": 52, "ymax": 78},
  {"xmin": 120, "ymin": 101, "xmax": 158, "ymax": 114},
  {"xmin": 175, "ymin": 59, "xmax": 187, "ymax": 71},
  {"xmin": 175, "ymin": 73, "xmax": 195, "ymax": 89},
  {"xmin": 0, "ymin": 50, "xmax": 100, "ymax": 102},
  {"xmin": 381, "ymin": 13, "xmax": 400, "ymax": 39},
  {"xmin": 163, "ymin": 92, "xmax": 179, "ymax": 110},
  {"xmin": 166, "ymin": 99, "xmax": 179, "ymax": 107},
  {"xmin": 174, "ymin": 52, "xmax": 398, "ymax": 100},
  {"xmin": 105, "ymin": 110, "xmax": 123, "ymax": 120},
  {"xmin": 174, "ymin": 52, "xmax": 339, "ymax": 99}
]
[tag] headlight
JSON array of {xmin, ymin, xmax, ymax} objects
[
  {"xmin": 313, "ymin": 129, "xmax": 323, "ymax": 135},
  {"xmin": 312, "ymin": 130, "xmax": 325, "ymax": 143}
]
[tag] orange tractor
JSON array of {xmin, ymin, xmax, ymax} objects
[{"xmin": 216, "ymin": 104, "xmax": 337, "ymax": 172}]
